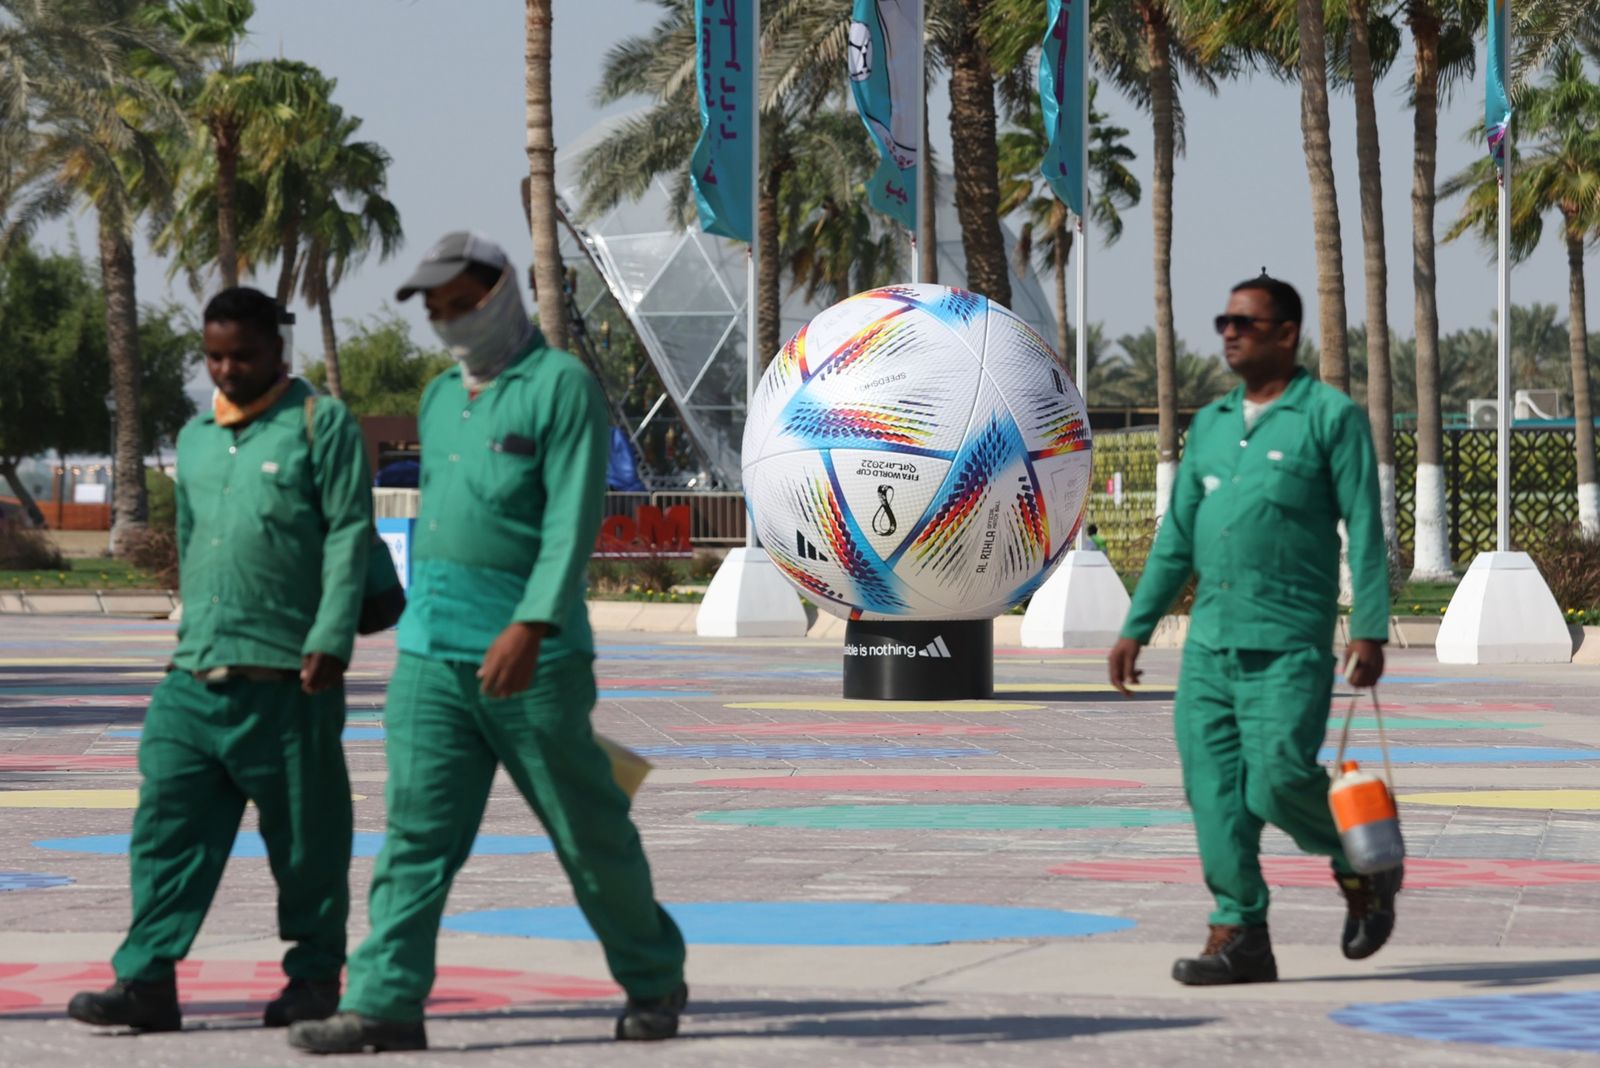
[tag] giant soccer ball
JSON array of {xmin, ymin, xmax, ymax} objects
[{"xmin": 743, "ymin": 284, "xmax": 1093, "ymax": 621}]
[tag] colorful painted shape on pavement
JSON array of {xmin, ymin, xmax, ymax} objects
[
  {"xmin": 1316, "ymin": 746, "xmax": 1600, "ymax": 764},
  {"xmin": 1047, "ymin": 856, "xmax": 1600, "ymax": 888},
  {"xmin": 32, "ymin": 831, "xmax": 550, "ymax": 858},
  {"xmin": 0, "ymin": 790, "xmax": 366, "ymax": 809},
  {"xmin": 0, "ymin": 755, "xmax": 138, "ymax": 772},
  {"xmin": 1323, "ymin": 717, "xmax": 1539, "ymax": 730},
  {"xmin": 1331, "ymin": 991, "xmax": 1600, "ymax": 1054},
  {"xmin": 695, "ymin": 774, "xmax": 1144, "ymax": 792},
  {"xmin": 1401, "ymin": 790, "xmax": 1600, "ymax": 811},
  {"xmin": 0, "ymin": 872, "xmax": 73, "ymax": 892},
  {"xmin": 1364, "ymin": 702, "xmax": 1551, "ymax": 713},
  {"xmin": 106, "ymin": 725, "xmax": 388, "ymax": 741},
  {"xmin": 600, "ymin": 690, "xmax": 713, "ymax": 699},
  {"xmin": 443, "ymin": 901, "xmax": 1134, "ymax": 946},
  {"xmin": 671, "ymin": 722, "xmax": 1016, "ymax": 737},
  {"xmin": 0, "ymin": 961, "xmax": 617, "ymax": 1015},
  {"xmin": 633, "ymin": 744, "xmax": 996, "ymax": 760},
  {"xmin": 696, "ymin": 805, "xmax": 1190, "ymax": 830}
]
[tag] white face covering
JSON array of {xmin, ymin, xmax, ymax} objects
[{"xmin": 431, "ymin": 270, "xmax": 535, "ymax": 388}]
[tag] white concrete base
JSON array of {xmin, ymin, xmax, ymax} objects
[
  {"xmin": 694, "ymin": 546, "xmax": 809, "ymax": 638},
  {"xmin": 1018, "ymin": 549, "xmax": 1131, "ymax": 648},
  {"xmin": 1435, "ymin": 551, "xmax": 1572, "ymax": 664}
]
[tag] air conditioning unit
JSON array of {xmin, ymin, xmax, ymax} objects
[
  {"xmin": 1469, "ymin": 399, "xmax": 1500, "ymax": 428},
  {"xmin": 1515, "ymin": 389, "xmax": 1564, "ymax": 421}
]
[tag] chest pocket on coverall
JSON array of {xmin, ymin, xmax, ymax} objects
[{"xmin": 473, "ymin": 433, "xmax": 542, "ymax": 516}]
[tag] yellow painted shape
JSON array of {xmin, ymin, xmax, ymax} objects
[
  {"xmin": 1402, "ymin": 790, "xmax": 1600, "ymax": 812},
  {"xmin": 0, "ymin": 790, "xmax": 367, "ymax": 809},
  {"xmin": 724, "ymin": 700, "xmax": 1044, "ymax": 713}
]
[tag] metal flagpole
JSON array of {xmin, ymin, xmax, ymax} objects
[
  {"xmin": 1495, "ymin": 78, "xmax": 1511, "ymax": 552},
  {"xmin": 911, "ymin": 0, "xmax": 925, "ymax": 284},
  {"xmin": 1073, "ymin": 17, "xmax": 1089, "ymax": 552},
  {"xmin": 746, "ymin": 0, "xmax": 761, "ymax": 549}
]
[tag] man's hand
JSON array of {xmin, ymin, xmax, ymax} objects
[
  {"xmin": 300, "ymin": 652, "xmax": 347, "ymax": 695},
  {"xmin": 1344, "ymin": 639, "xmax": 1386, "ymax": 689},
  {"xmin": 478, "ymin": 622, "xmax": 548, "ymax": 698},
  {"xmin": 1108, "ymin": 637, "xmax": 1145, "ymax": 698}
]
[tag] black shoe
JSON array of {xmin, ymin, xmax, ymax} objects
[
  {"xmin": 615, "ymin": 982, "xmax": 687, "ymax": 1041},
  {"xmin": 288, "ymin": 1012, "xmax": 427, "ymax": 1054},
  {"xmin": 263, "ymin": 977, "xmax": 341, "ymax": 1028},
  {"xmin": 1171, "ymin": 924, "xmax": 1278, "ymax": 986},
  {"xmin": 66, "ymin": 977, "xmax": 182, "ymax": 1032},
  {"xmin": 1336, "ymin": 863, "xmax": 1403, "ymax": 960}
]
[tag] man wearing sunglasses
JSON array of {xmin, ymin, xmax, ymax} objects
[{"xmin": 1108, "ymin": 274, "xmax": 1397, "ymax": 985}]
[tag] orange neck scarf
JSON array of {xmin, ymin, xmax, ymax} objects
[{"xmin": 213, "ymin": 375, "xmax": 292, "ymax": 428}]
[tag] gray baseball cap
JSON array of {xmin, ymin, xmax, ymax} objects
[{"xmin": 395, "ymin": 230, "xmax": 511, "ymax": 301}]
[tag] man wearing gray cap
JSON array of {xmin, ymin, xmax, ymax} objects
[{"xmin": 291, "ymin": 232, "xmax": 687, "ymax": 1055}]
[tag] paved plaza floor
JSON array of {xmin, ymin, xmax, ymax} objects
[{"xmin": 3, "ymin": 614, "xmax": 1600, "ymax": 1065}]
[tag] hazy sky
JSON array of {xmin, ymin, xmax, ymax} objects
[{"xmin": 34, "ymin": 0, "xmax": 1584, "ymax": 375}]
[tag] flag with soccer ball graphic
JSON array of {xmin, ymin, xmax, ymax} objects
[{"xmin": 848, "ymin": 0, "xmax": 920, "ymax": 231}]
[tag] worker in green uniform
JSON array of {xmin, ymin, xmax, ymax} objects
[
  {"xmin": 68, "ymin": 287, "xmax": 371, "ymax": 1031},
  {"xmin": 291, "ymin": 233, "xmax": 686, "ymax": 1055},
  {"xmin": 1108, "ymin": 275, "xmax": 1400, "ymax": 986}
]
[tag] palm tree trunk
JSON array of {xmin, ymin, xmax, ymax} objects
[
  {"xmin": 214, "ymin": 127, "xmax": 241, "ymax": 290},
  {"xmin": 1567, "ymin": 228, "xmax": 1599, "ymax": 537},
  {"xmin": 524, "ymin": 0, "xmax": 569, "ymax": 351},
  {"xmin": 1054, "ymin": 214, "xmax": 1072, "ymax": 361},
  {"xmin": 920, "ymin": 95, "xmax": 938, "ymax": 284},
  {"xmin": 315, "ymin": 259, "xmax": 343, "ymax": 401},
  {"xmin": 274, "ymin": 211, "xmax": 299, "ymax": 306},
  {"xmin": 1349, "ymin": 0, "xmax": 1399, "ymax": 564},
  {"xmin": 99, "ymin": 216, "xmax": 148, "ymax": 557},
  {"xmin": 1409, "ymin": 9, "xmax": 1452, "ymax": 581},
  {"xmin": 949, "ymin": 0, "xmax": 1010, "ymax": 306},
  {"xmin": 1297, "ymin": 0, "xmax": 1348, "ymax": 394},
  {"xmin": 1146, "ymin": 7, "xmax": 1179, "ymax": 519},
  {"xmin": 0, "ymin": 460, "xmax": 46, "ymax": 527},
  {"xmin": 758, "ymin": 134, "xmax": 783, "ymax": 365}
]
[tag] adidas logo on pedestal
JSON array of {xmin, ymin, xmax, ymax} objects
[{"xmin": 917, "ymin": 636, "xmax": 953, "ymax": 658}]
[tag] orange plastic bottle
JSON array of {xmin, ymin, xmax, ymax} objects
[{"xmin": 1328, "ymin": 760, "xmax": 1405, "ymax": 874}]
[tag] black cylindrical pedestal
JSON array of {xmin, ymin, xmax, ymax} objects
[{"xmin": 842, "ymin": 618, "xmax": 994, "ymax": 700}]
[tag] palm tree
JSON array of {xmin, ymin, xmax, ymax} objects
[
  {"xmin": 1407, "ymin": 0, "xmax": 1483, "ymax": 579},
  {"xmin": 1442, "ymin": 48, "xmax": 1600, "ymax": 535},
  {"xmin": 1, "ymin": 0, "xmax": 184, "ymax": 557},
  {"xmin": 997, "ymin": 80, "xmax": 1140, "ymax": 363},
  {"xmin": 1098, "ymin": 328, "xmax": 1233, "ymax": 409},
  {"xmin": 526, "ymin": 0, "xmax": 569, "ymax": 350},
  {"xmin": 946, "ymin": 0, "xmax": 1010, "ymax": 305},
  {"xmin": 292, "ymin": 108, "xmax": 402, "ymax": 400},
  {"xmin": 147, "ymin": 0, "xmax": 324, "ymax": 289}
]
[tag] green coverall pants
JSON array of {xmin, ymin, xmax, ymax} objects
[
  {"xmin": 341, "ymin": 652, "xmax": 686, "ymax": 1023},
  {"xmin": 1174, "ymin": 644, "xmax": 1351, "ymax": 926},
  {"xmin": 113, "ymin": 670, "xmax": 352, "ymax": 982}
]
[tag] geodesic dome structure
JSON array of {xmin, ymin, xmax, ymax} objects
[{"xmin": 554, "ymin": 117, "xmax": 1060, "ymax": 489}]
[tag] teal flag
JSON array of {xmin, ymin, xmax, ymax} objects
[
  {"xmin": 1486, "ymin": 0, "xmax": 1512, "ymax": 164},
  {"xmin": 1039, "ymin": 0, "xmax": 1087, "ymax": 216},
  {"xmin": 848, "ymin": 0, "xmax": 920, "ymax": 230},
  {"xmin": 691, "ymin": 0, "xmax": 755, "ymax": 243}
]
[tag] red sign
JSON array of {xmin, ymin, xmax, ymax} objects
[{"xmin": 594, "ymin": 504, "xmax": 693, "ymax": 559}]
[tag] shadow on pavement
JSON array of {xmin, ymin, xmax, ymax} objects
[{"xmin": 1292, "ymin": 958, "xmax": 1600, "ymax": 988}]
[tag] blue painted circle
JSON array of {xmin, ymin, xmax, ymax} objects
[
  {"xmin": 1317, "ymin": 746, "xmax": 1600, "ymax": 764},
  {"xmin": 632, "ymin": 744, "xmax": 995, "ymax": 760},
  {"xmin": 443, "ymin": 901, "xmax": 1134, "ymax": 946},
  {"xmin": 33, "ymin": 831, "xmax": 551, "ymax": 858},
  {"xmin": 0, "ymin": 871, "xmax": 73, "ymax": 892},
  {"xmin": 1333, "ymin": 991, "xmax": 1600, "ymax": 1053}
]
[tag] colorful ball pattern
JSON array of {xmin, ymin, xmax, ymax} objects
[{"xmin": 743, "ymin": 284, "xmax": 1092, "ymax": 621}]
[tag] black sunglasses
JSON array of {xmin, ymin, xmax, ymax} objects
[{"xmin": 1214, "ymin": 314, "xmax": 1286, "ymax": 335}]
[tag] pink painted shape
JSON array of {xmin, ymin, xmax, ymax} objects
[
  {"xmin": 1048, "ymin": 856, "xmax": 1600, "ymax": 889},
  {"xmin": 670, "ymin": 722, "xmax": 1015, "ymax": 737},
  {"xmin": 0, "ymin": 961, "xmax": 618, "ymax": 1016},
  {"xmin": 696, "ymin": 774, "xmax": 1143, "ymax": 792},
  {"xmin": 1350, "ymin": 702, "xmax": 1553, "ymax": 714},
  {"xmin": 0, "ymin": 755, "xmax": 138, "ymax": 771}
]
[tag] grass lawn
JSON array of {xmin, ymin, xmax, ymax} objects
[
  {"xmin": 1117, "ymin": 572, "xmax": 1459, "ymax": 616},
  {"xmin": 0, "ymin": 557, "xmax": 168, "ymax": 591}
]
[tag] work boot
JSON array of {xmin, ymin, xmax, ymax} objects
[
  {"xmin": 615, "ymin": 982, "xmax": 688, "ymax": 1041},
  {"xmin": 288, "ymin": 1012, "xmax": 427, "ymax": 1054},
  {"xmin": 66, "ymin": 977, "xmax": 182, "ymax": 1032},
  {"xmin": 263, "ymin": 977, "xmax": 341, "ymax": 1028},
  {"xmin": 1171, "ymin": 924, "xmax": 1278, "ymax": 985},
  {"xmin": 1336, "ymin": 863, "xmax": 1403, "ymax": 960}
]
